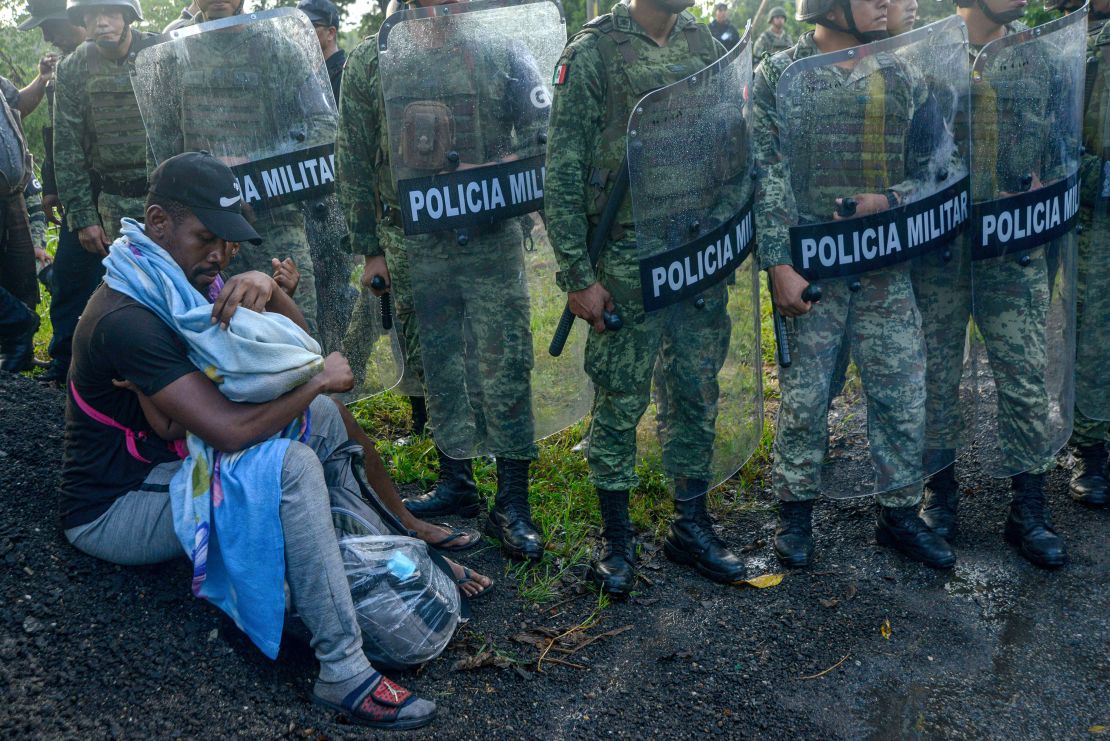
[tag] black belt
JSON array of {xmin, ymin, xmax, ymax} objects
[{"xmin": 98, "ymin": 174, "xmax": 147, "ymax": 198}]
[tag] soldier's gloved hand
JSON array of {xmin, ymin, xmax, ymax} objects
[
  {"xmin": 211, "ymin": 271, "xmax": 276, "ymax": 329},
  {"xmin": 769, "ymin": 264, "xmax": 815, "ymax": 318},
  {"xmin": 361, "ymin": 255, "xmax": 390, "ymax": 295},
  {"xmin": 318, "ymin": 352, "xmax": 355, "ymax": 394},
  {"xmin": 272, "ymin": 257, "xmax": 300, "ymax": 297},
  {"xmin": 832, "ymin": 193, "xmax": 889, "ymax": 220},
  {"xmin": 569, "ymin": 281, "xmax": 616, "ymax": 333},
  {"xmin": 77, "ymin": 225, "xmax": 109, "ymax": 257},
  {"xmin": 42, "ymin": 195, "xmax": 63, "ymax": 226}
]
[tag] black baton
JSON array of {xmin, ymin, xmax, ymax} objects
[
  {"xmin": 370, "ymin": 275, "xmax": 393, "ymax": 331},
  {"xmin": 549, "ymin": 159, "xmax": 629, "ymax": 357}
]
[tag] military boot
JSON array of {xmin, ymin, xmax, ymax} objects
[
  {"xmin": 0, "ymin": 292, "xmax": 39, "ymax": 373},
  {"xmin": 485, "ymin": 458, "xmax": 544, "ymax": 561},
  {"xmin": 589, "ymin": 489, "xmax": 636, "ymax": 597},
  {"xmin": 1069, "ymin": 443, "xmax": 1108, "ymax": 508},
  {"xmin": 773, "ymin": 500, "xmax": 814, "ymax": 568},
  {"xmin": 876, "ymin": 506, "xmax": 956, "ymax": 569},
  {"xmin": 663, "ymin": 479, "xmax": 747, "ymax": 584},
  {"xmin": 1005, "ymin": 472, "xmax": 1067, "ymax": 568},
  {"xmin": 408, "ymin": 395, "xmax": 428, "ymax": 437},
  {"xmin": 919, "ymin": 463, "xmax": 960, "ymax": 540},
  {"xmin": 402, "ymin": 446, "xmax": 480, "ymax": 518}
]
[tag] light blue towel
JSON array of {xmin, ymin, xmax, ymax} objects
[{"xmin": 104, "ymin": 218, "xmax": 322, "ymax": 658}]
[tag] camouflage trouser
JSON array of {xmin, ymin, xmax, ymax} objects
[
  {"xmin": 915, "ymin": 242, "xmax": 1057, "ymax": 474},
  {"xmin": 912, "ymin": 244, "xmax": 971, "ymax": 454},
  {"xmin": 226, "ymin": 204, "xmax": 318, "ymax": 338},
  {"xmin": 585, "ymin": 238, "xmax": 730, "ymax": 492},
  {"xmin": 1072, "ymin": 214, "xmax": 1110, "ymax": 445},
  {"xmin": 773, "ymin": 265, "xmax": 925, "ymax": 507},
  {"xmin": 305, "ymin": 196, "xmax": 355, "ymax": 355},
  {"xmin": 381, "ymin": 221, "xmax": 537, "ymax": 460},
  {"xmin": 96, "ymin": 192, "xmax": 146, "ymax": 242}
]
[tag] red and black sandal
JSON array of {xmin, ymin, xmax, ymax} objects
[{"xmin": 313, "ymin": 673, "xmax": 436, "ymax": 730}]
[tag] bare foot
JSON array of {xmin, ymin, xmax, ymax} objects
[
  {"xmin": 410, "ymin": 520, "xmax": 480, "ymax": 550},
  {"xmin": 445, "ymin": 558, "xmax": 492, "ymax": 599}
]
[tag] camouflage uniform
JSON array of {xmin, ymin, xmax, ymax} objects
[
  {"xmin": 53, "ymin": 30, "xmax": 161, "ymax": 242},
  {"xmin": 753, "ymin": 27, "xmax": 793, "ymax": 60},
  {"xmin": 544, "ymin": 6, "xmax": 724, "ymax": 491},
  {"xmin": 754, "ymin": 33, "xmax": 930, "ymax": 506},
  {"xmin": 145, "ymin": 19, "xmax": 325, "ymax": 336},
  {"xmin": 1073, "ymin": 16, "xmax": 1110, "ymax": 443},
  {"xmin": 336, "ymin": 30, "xmax": 537, "ymax": 460},
  {"xmin": 915, "ymin": 22, "xmax": 1065, "ymax": 475}
]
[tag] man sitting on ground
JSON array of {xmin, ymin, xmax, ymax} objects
[{"xmin": 59, "ymin": 152, "xmax": 437, "ymax": 730}]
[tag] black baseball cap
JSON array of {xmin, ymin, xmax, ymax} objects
[
  {"xmin": 297, "ymin": 0, "xmax": 339, "ymax": 28},
  {"xmin": 18, "ymin": 0, "xmax": 69, "ymax": 30},
  {"xmin": 148, "ymin": 152, "xmax": 262, "ymax": 245}
]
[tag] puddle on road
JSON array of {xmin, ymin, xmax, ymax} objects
[{"xmin": 942, "ymin": 558, "xmax": 1019, "ymax": 622}]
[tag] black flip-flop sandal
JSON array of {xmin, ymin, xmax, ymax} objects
[
  {"xmin": 313, "ymin": 673, "xmax": 436, "ymax": 730},
  {"xmin": 455, "ymin": 567, "xmax": 494, "ymax": 600},
  {"xmin": 429, "ymin": 524, "xmax": 480, "ymax": 552}
]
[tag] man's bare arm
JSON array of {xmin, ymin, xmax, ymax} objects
[{"xmin": 147, "ymin": 352, "xmax": 353, "ymax": 452}]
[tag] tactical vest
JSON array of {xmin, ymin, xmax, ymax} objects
[
  {"xmin": 580, "ymin": 12, "xmax": 718, "ymax": 220},
  {"xmin": 788, "ymin": 56, "xmax": 911, "ymax": 221},
  {"xmin": 179, "ymin": 32, "xmax": 270, "ymax": 157},
  {"xmin": 85, "ymin": 31, "xmax": 159, "ymax": 183},
  {"xmin": 382, "ymin": 43, "xmax": 489, "ymax": 179},
  {"xmin": 969, "ymin": 31, "xmax": 1052, "ymax": 201}
]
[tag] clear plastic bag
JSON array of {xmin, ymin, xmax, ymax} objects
[{"xmin": 338, "ymin": 535, "xmax": 461, "ymax": 669}]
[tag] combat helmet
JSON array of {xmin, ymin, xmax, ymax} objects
[
  {"xmin": 1041, "ymin": 0, "xmax": 1082, "ymax": 10},
  {"xmin": 797, "ymin": 0, "xmax": 888, "ymax": 42},
  {"xmin": 952, "ymin": 0, "xmax": 1026, "ymax": 25},
  {"xmin": 65, "ymin": 0, "xmax": 143, "ymax": 26},
  {"xmin": 17, "ymin": 0, "xmax": 68, "ymax": 30},
  {"xmin": 770, "ymin": 6, "xmax": 788, "ymax": 18}
]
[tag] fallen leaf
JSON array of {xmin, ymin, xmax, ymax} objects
[
  {"xmin": 880, "ymin": 619, "xmax": 892, "ymax": 640},
  {"xmin": 737, "ymin": 573, "xmax": 785, "ymax": 589},
  {"xmin": 819, "ymin": 597, "xmax": 839, "ymax": 609},
  {"xmin": 846, "ymin": 583, "xmax": 858, "ymax": 601},
  {"xmin": 451, "ymin": 650, "xmax": 514, "ymax": 672},
  {"xmin": 1089, "ymin": 725, "xmax": 1108, "ymax": 734}
]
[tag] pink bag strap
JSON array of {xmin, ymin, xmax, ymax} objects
[{"xmin": 69, "ymin": 380, "xmax": 186, "ymax": 463}]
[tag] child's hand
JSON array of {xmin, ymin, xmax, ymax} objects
[{"xmin": 272, "ymin": 257, "xmax": 300, "ymax": 297}]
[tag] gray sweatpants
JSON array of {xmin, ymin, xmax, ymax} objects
[{"xmin": 65, "ymin": 396, "xmax": 373, "ymax": 683}]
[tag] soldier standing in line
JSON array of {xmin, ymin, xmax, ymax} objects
[
  {"xmin": 337, "ymin": 0, "xmax": 557, "ymax": 561},
  {"xmin": 52, "ymin": 0, "xmax": 161, "ymax": 254},
  {"xmin": 1046, "ymin": 0, "xmax": 1110, "ymax": 509},
  {"xmin": 18, "ymin": 0, "xmax": 89, "ymax": 385},
  {"xmin": 160, "ymin": 0, "xmax": 321, "ymax": 337},
  {"xmin": 0, "ymin": 76, "xmax": 40, "ymax": 372},
  {"xmin": 545, "ymin": 0, "xmax": 751, "ymax": 594},
  {"xmin": 756, "ymin": 0, "xmax": 959, "ymax": 570},
  {"xmin": 916, "ymin": 0, "xmax": 1080, "ymax": 568},
  {"xmin": 753, "ymin": 6, "xmax": 793, "ymax": 58}
]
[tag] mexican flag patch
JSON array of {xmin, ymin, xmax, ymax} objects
[{"xmin": 553, "ymin": 63, "xmax": 568, "ymax": 86}]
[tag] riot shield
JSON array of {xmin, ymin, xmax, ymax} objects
[
  {"xmin": 626, "ymin": 32, "xmax": 762, "ymax": 492},
  {"xmin": 967, "ymin": 10, "xmax": 1084, "ymax": 477},
  {"xmin": 132, "ymin": 8, "xmax": 402, "ymax": 399},
  {"xmin": 774, "ymin": 18, "xmax": 971, "ymax": 498},
  {"xmin": 1079, "ymin": 15, "xmax": 1110, "ymax": 422},
  {"xmin": 378, "ymin": 0, "xmax": 589, "ymax": 459}
]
